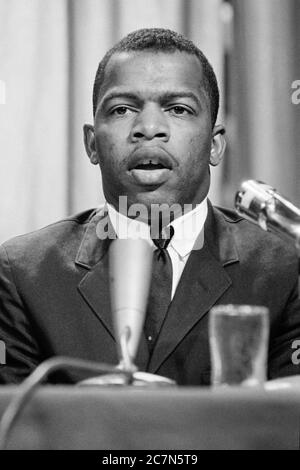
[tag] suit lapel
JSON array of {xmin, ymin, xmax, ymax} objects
[
  {"xmin": 75, "ymin": 206, "xmax": 149, "ymax": 371},
  {"xmin": 77, "ymin": 250, "xmax": 114, "ymax": 338},
  {"xmin": 147, "ymin": 204, "xmax": 240, "ymax": 374}
]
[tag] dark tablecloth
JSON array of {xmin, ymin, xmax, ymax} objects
[{"xmin": 0, "ymin": 381, "xmax": 300, "ymax": 449}]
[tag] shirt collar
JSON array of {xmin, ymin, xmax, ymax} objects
[
  {"xmin": 107, "ymin": 202, "xmax": 152, "ymax": 246},
  {"xmin": 170, "ymin": 198, "xmax": 207, "ymax": 258},
  {"xmin": 107, "ymin": 198, "xmax": 208, "ymax": 258}
]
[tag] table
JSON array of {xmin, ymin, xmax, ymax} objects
[{"xmin": 1, "ymin": 378, "xmax": 300, "ymax": 450}]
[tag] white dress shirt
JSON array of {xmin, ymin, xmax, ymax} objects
[{"xmin": 107, "ymin": 199, "xmax": 208, "ymax": 299}]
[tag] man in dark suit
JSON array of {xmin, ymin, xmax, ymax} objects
[{"xmin": 0, "ymin": 28, "xmax": 299, "ymax": 385}]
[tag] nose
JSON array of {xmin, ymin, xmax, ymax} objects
[{"xmin": 130, "ymin": 104, "xmax": 170, "ymax": 142}]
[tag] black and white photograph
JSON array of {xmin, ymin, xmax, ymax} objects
[{"xmin": 0, "ymin": 0, "xmax": 300, "ymax": 453}]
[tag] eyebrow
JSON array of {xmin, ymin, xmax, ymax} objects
[
  {"xmin": 161, "ymin": 92, "xmax": 202, "ymax": 108},
  {"xmin": 100, "ymin": 91, "xmax": 140, "ymax": 107},
  {"xmin": 99, "ymin": 90, "xmax": 203, "ymax": 109}
]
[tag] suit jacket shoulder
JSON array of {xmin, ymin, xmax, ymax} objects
[
  {"xmin": 1, "ymin": 208, "xmax": 97, "ymax": 264},
  {"xmin": 210, "ymin": 204, "xmax": 299, "ymax": 281}
]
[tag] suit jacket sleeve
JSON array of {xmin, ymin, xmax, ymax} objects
[{"xmin": 0, "ymin": 244, "xmax": 41, "ymax": 384}]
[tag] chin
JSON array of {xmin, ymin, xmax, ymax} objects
[{"xmin": 132, "ymin": 191, "xmax": 175, "ymax": 207}]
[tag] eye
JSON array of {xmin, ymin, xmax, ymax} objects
[
  {"xmin": 112, "ymin": 106, "xmax": 130, "ymax": 115},
  {"xmin": 168, "ymin": 105, "xmax": 192, "ymax": 116},
  {"xmin": 110, "ymin": 105, "xmax": 137, "ymax": 117}
]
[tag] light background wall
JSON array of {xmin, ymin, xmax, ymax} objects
[{"xmin": 0, "ymin": 0, "xmax": 299, "ymax": 242}]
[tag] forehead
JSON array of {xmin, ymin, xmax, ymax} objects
[{"xmin": 98, "ymin": 51, "xmax": 207, "ymax": 102}]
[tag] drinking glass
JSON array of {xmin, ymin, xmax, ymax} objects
[{"xmin": 209, "ymin": 305, "xmax": 269, "ymax": 387}]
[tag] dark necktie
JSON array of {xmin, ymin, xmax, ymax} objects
[{"xmin": 144, "ymin": 226, "xmax": 174, "ymax": 354}]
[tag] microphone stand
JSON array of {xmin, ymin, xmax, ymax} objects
[
  {"xmin": 77, "ymin": 323, "xmax": 176, "ymax": 386},
  {"xmin": 78, "ymin": 326, "xmax": 175, "ymax": 387}
]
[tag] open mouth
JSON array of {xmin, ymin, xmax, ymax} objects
[
  {"xmin": 128, "ymin": 151, "xmax": 173, "ymax": 171},
  {"xmin": 127, "ymin": 148, "xmax": 174, "ymax": 186},
  {"xmin": 133, "ymin": 161, "xmax": 168, "ymax": 171}
]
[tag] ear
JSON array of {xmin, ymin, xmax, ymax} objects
[
  {"xmin": 209, "ymin": 124, "xmax": 226, "ymax": 167},
  {"xmin": 83, "ymin": 124, "xmax": 99, "ymax": 165}
]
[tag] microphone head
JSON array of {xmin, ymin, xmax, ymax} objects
[
  {"xmin": 235, "ymin": 180, "xmax": 300, "ymax": 245},
  {"xmin": 109, "ymin": 238, "xmax": 153, "ymax": 366},
  {"xmin": 235, "ymin": 180, "xmax": 275, "ymax": 228}
]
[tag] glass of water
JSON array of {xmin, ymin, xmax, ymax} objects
[{"xmin": 209, "ymin": 305, "xmax": 269, "ymax": 387}]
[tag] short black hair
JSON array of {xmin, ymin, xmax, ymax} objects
[{"xmin": 92, "ymin": 28, "xmax": 219, "ymax": 127}]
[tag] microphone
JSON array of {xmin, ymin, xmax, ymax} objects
[
  {"xmin": 109, "ymin": 238, "xmax": 153, "ymax": 372},
  {"xmin": 79, "ymin": 238, "xmax": 176, "ymax": 386},
  {"xmin": 235, "ymin": 180, "xmax": 300, "ymax": 255}
]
